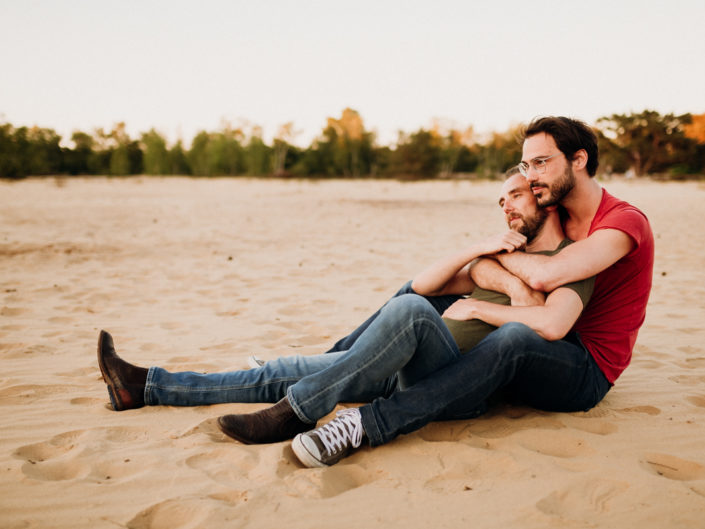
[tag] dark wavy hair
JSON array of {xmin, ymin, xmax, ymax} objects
[{"xmin": 523, "ymin": 116, "xmax": 599, "ymax": 176}]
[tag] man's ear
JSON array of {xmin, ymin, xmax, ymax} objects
[{"xmin": 572, "ymin": 149, "xmax": 588, "ymax": 171}]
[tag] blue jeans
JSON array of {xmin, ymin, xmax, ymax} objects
[
  {"xmin": 286, "ymin": 294, "xmax": 461, "ymax": 422},
  {"xmin": 359, "ymin": 321, "xmax": 611, "ymax": 446},
  {"xmin": 145, "ymin": 282, "xmax": 462, "ymax": 409}
]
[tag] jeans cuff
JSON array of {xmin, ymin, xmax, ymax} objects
[
  {"xmin": 359, "ymin": 404, "xmax": 384, "ymax": 447},
  {"xmin": 286, "ymin": 386, "xmax": 316, "ymax": 424},
  {"xmin": 143, "ymin": 366, "xmax": 158, "ymax": 406}
]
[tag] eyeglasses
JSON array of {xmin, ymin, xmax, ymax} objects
[{"xmin": 517, "ymin": 153, "xmax": 562, "ymax": 178}]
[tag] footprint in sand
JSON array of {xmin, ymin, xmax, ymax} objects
[
  {"xmin": 47, "ymin": 316, "xmax": 74, "ymax": 325},
  {"xmin": 515, "ymin": 429, "xmax": 594, "ymax": 459},
  {"xmin": 70, "ymin": 396, "xmax": 104, "ymax": 406},
  {"xmin": 616, "ymin": 405, "xmax": 661, "ymax": 416},
  {"xmin": 14, "ymin": 430, "xmax": 89, "ymax": 482},
  {"xmin": 641, "ymin": 453, "xmax": 705, "ymax": 481},
  {"xmin": 197, "ymin": 342, "xmax": 239, "ymax": 354},
  {"xmin": 464, "ymin": 409, "xmax": 566, "ymax": 440},
  {"xmin": 536, "ymin": 478, "xmax": 630, "ymax": 519},
  {"xmin": 635, "ymin": 359, "xmax": 666, "ymax": 369},
  {"xmin": 186, "ymin": 442, "xmax": 297, "ymax": 489},
  {"xmin": 57, "ymin": 366, "xmax": 96, "ymax": 378},
  {"xmin": 416, "ymin": 421, "xmax": 475, "ymax": 443},
  {"xmin": 669, "ymin": 374, "xmax": 705, "ymax": 386},
  {"xmin": 0, "ymin": 383, "xmax": 77, "ymax": 404},
  {"xmin": 0, "ymin": 306, "xmax": 31, "ymax": 317},
  {"xmin": 128, "ymin": 496, "xmax": 231, "ymax": 529},
  {"xmin": 679, "ymin": 356, "xmax": 705, "ymax": 369},
  {"xmin": 685, "ymin": 395, "xmax": 705, "ymax": 408},
  {"xmin": 185, "ymin": 446, "xmax": 261, "ymax": 485},
  {"xmin": 565, "ymin": 417, "xmax": 618, "ymax": 436},
  {"xmin": 175, "ymin": 417, "xmax": 231, "ymax": 443},
  {"xmin": 1, "ymin": 342, "xmax": 53, "ymax": 359},
  {"xmin": 676, "ymin": 327, "xmax": 702, "ymax": 334},
  {"xmin": 14, "ymin": 427, "xmax": 152, "ymax": 482},
  {"xmin": 282, "ymin": 463, "xmax": 372, "ymax": 499},
  {"xmin": 276, "ymin": 305, "xmax": 304, "ymax": 317}
]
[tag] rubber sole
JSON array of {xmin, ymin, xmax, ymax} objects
[{"xmin": 291, "ymin": 433, "xmax": 328, "ymax": 468}]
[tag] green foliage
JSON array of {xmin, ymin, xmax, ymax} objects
[
  {"xmin": 187, "ymin": 127, "xmax": 246, "ymax": 176},
  {"xmin": 0, "ymin": 123, "xmax": 63, "ymax": 178},
  {"xmin": 390, "ymin": 129, "xmax": 441, "ymax": 178},
  {"xmin": 245, "ymin": 133, "xmax": 271, "ymax": 176},
  {"xmin": 474, "ymin": 129, "xmax": 523, "ymax": 178},
  {"xmin": 596, "ymin": 110, "xmax": 697, "ymax": 176},
  {"xmin": 187, "ymin": 131, "xmax": 212, "ymax": 176},
  {"xmin": 1, "ymin": 108, "xmax": 703, "ymax": 179},
  {"xmin": 109, "ymin": 146, "xmax": 130, "ymax": 176},
  {"xmin": 141, "ymin": 129, "xmax": 170, "ymax": 175},
  {"xmin": 290, "ymin": 109, "xmax": 377, "ymax": 178},
  {"xmin": 168, "ymin": 141, "xmax": 191, "ymax": 175},
  {"xmin": 0, "ymin": 123, "xmax": 24, "ymax": 178},
  {"xmin": 63, "ymin": 131, "xmax": 100, "ymax": 174}
]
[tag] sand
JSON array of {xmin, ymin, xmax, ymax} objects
[{"xmin": 1, "ymin": 176, "xmax": 704, "ymax": 528}]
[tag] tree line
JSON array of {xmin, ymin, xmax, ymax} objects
[{"xmin": 1, "ymin": 108, "xmax": 703, "ymax": 179}]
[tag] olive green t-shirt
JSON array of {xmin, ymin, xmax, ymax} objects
[{"xmin": 443, "ymin": 239, "xmax": 595, "ymax": 354}]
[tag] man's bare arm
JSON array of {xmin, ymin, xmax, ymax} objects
[
  {"xmin": 442, "ymin": 287, "xmax": 583, "ymax": 341},
  {"xmin": 412, "ymin": 231, "xmax": 526, "ymax": 297},
  {"xmin": 496, "ymin": 229, "xmax": 633, "ymax": 292},
  {"xmin": 469, "ymin": 258, "xmax": 546, "ymax": 306}
]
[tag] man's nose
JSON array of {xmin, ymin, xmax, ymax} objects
[{"xmin": 524, "ymin": 169, "xmax": 539, "ymax": 183}]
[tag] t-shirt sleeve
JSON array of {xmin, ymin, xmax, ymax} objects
[
  {"xmin": 592, "ymin": 206, "xmax": 651, "ymax": 254},
  {"xmin": 556, "ymin": 275, "xmax": 595, "ymax": 308}
]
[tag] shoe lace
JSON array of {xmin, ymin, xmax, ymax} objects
[{"xmin": 316, "ymin": 409, "xmax": 363, "ymax": 456}]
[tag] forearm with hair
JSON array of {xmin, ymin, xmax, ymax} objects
[
  {"xmin": 469, "ymin": 257, "xmax": 545, "ymax": 306},
  {"xmin": 495, "ymin": 251, "xmax": 554, "ymax": 292}
]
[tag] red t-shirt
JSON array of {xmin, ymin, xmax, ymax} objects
[{"xmin": 572, "ymin": 189, "xmax": 654, "ymax": 383}]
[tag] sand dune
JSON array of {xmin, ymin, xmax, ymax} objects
[{"xmin": 1, "ymin": 176, "xmax": 704, "ymax": 528}]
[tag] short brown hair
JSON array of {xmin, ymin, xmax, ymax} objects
[
  {"xmin": 524, "ymin": 116, "xmax": 599, "ymax": 176},
  {"xmin": 504, "ymin": 165, "xmax": 521, "ymax": 179}
]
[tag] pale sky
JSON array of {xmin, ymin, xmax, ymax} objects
[{"xmin": 1, "ymin": 0, "xmax": 703, "ymax": 147}]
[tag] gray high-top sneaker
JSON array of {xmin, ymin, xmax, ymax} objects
[{"xmin": 292, "ymin": 408, "xmax": 364, "ymax": 467}]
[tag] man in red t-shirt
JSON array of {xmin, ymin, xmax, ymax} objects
[
  {"xmin": 289, "ymin": 116, "xmax": 654, "ymax": 468},
  {"xmin": 487, "ymin": 118, "xmax": 654, "ymax": 384}
]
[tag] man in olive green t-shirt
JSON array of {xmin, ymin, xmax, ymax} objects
[{"xmin": 444, "ymin": 239, "xmax": 594, "ymax": 353}]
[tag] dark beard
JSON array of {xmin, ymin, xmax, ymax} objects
[
  {"xmin": 516, "ymin": 208, "xmax": 549, "ymax": 242},
  {"xmin": 534, "ymin": 165, "xmax": 575, "ymax": 207}
]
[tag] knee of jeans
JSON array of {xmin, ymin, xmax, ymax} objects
[
  {"xmin": 395, "ymin": 280, "xmax": 416, "ymax": 295},
  {"xmin": 384, "ymin": 293, "xmax": 434, "ymax": 319},
  {"xmin": 492, "ymin": 322, "xmax": 540, "ymax": 349}
]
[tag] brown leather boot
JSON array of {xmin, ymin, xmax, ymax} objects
[
  {"xmin": 97, "ymin": 330, "xmax": 148, "ymax": 411},
  {"xmin": 218, "ymin": 397, "xmax": 314, "ymax": 444}
]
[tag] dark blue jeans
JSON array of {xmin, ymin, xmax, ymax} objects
[
  {"xmin": 145, "ymin": 281, "xmax": 462, "ymax": 408},
  {"xmin": 286, "ymin": 293, "xmax": 462, "ymax": 422},
  {"xmin": 359, "ymin": 321, "xmax": 611, "ymax": 446},
  {"xmin": 323, "ymin": 281, "xmax": 462, "ymax": 354}
]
